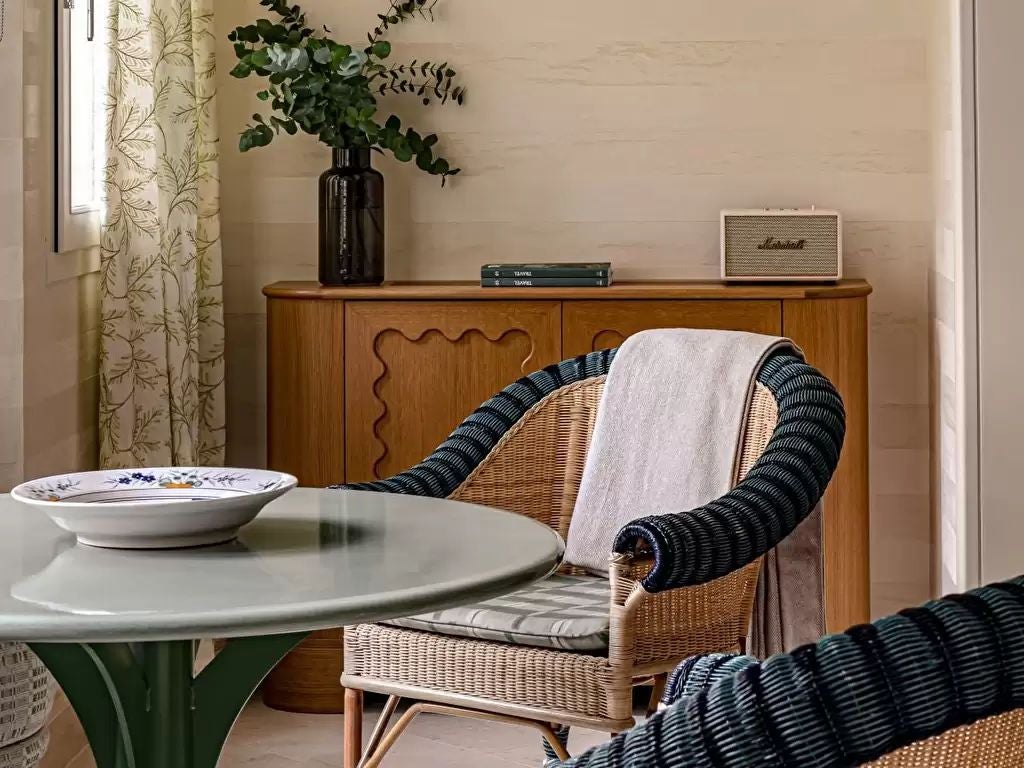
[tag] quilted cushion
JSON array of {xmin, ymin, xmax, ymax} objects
[{"xmin": 385, "ymin": 573, "xmax": 610, "ymax": 651}]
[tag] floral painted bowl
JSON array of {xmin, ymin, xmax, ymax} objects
[{"xmin": 10, "ymin": 468, "xmax": 297, "ymax": 549}]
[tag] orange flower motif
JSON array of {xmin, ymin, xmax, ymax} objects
[{"xmin": 161, "ymin": 482, "xmax": 196, "ymax": 489}]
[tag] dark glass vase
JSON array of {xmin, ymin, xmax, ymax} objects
[{"xmin": 318, "ymin": 148, "xmax": 385, "ymax": 285}]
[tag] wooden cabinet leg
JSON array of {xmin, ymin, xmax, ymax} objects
[{"xmin": 344, "ymin": 688, "xmax": 364, "ymax": 768}]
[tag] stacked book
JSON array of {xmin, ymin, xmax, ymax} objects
[{"xmin": 480, "ymin": 262, "xmax": 613, "ymax": 288}]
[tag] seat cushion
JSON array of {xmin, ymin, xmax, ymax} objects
[{"xmin": 384, "ymin": 573, "xmax": 610, "ymax": 651}]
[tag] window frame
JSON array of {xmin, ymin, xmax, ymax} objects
[{"xmin": 55, "ymin": 0, "xmax": 103, "ymax": 254}]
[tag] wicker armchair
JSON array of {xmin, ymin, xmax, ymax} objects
[
  {"xmin": 337, "ymin": 347, "xmax": 845, "ymax": 767},
  {"xmin": 556, "ymin": 576, "xmax": 1024, "ymax": 767}
]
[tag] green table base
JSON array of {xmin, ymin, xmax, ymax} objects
[{"xmin": 29, "ymin": 633, "xmax": 308, "ymax": 768}]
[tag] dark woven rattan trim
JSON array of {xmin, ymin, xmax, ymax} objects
[
  {"xmin": 559, "ymin": 576, "xmax": 1024, "ymax": 768},
  {"xmin": 335, "ymin": 346, "xmax": 844, "ymax": 597},
  {"xmin": 613, "ymin": 350, "xmax": 846, "ymax": 592},
  {"xmin": 331, "ymin": 351, "xmax": 616, "ymax": 495}
]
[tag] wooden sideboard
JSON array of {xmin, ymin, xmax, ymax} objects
[{"xmin": 262, "ymin": 279, "xmax": 872, "ymax": 713}]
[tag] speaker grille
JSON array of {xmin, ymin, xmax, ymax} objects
[{"xmin": 724, "ymin": 214, "xmax": 839, "ymax": 278}]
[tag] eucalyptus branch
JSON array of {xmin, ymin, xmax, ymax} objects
[
  {"xmin": 375, "ymin": 77, "xmax": 465, "ymax": 106},
  {"xmin": 369, "ymin": 58, "xmax": 465, "ymax": 105},
  {"xmin": 369, "ymin": 0, "xmax": 438, "ymax": 43},
  {"xmin": 228, "ymin": 0, "xmax": 463, "ymax": 184}
]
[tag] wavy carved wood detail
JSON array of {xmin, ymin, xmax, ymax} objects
[
  {"xmin": 591, "ymin": 330, "xmax": 626, "ymax": 351},
  {"xmin": 368, "ymin": 326, "xmax": 536, "ymax": 480}
]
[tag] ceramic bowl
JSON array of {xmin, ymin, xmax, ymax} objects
[{"xmin": 10, "ymin": 468, "xmax": 297, "ymax": 549}]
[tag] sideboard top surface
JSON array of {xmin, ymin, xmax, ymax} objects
[{"xmin": 263, "ymin": 279, "xmax": 872, "ymax": 301}]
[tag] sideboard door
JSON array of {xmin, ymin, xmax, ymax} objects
[
  {"xmin": 562, "ymin": 300, "xmax": 782, "ymax": 355},
  {"xmin": 345, "ymin": 300, "xmax": 562, "ymax": 483}
]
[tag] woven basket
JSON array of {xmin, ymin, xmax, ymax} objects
[
  {"xmin": 0, "ymin": 644, "xmax": 53, "ymax": 749},
  {"xmin": 0, "ymin": 729, "xmax": 48, "ymax": 768}
]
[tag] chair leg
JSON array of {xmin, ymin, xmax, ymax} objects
[
  {"xmin": 362, "ymin": 703, "xmax": 425, "ymax": 768},
  {"xmin": 344, "ymin": 688, "xmax": 364, "ymax": 768},
  {"xmin": 542, "ymin": 724, "xmax": 571, "ymax": 764},
  {"xmin": 647, "ymin": 673, "xmax": 668, "ymax": 716},
  {"xmin": 361, "ymin": 700, "xmax": 574, "ymax": 767},
  {"xmin": 358, "ymin": 695, "xmax": 401, "ymax": 768}
]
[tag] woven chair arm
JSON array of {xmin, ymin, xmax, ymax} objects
[
  {"xmin": 558, "ymin": 576, "xmax": 1024, "ymax": 768},
  {"xmin": 607, "ymin": 554, "xmax": 760, "ymax": 671},
  {"xmin": 612, "ymin": 354, "xmax": 845, "ymax": 593},
  {"xmin": 661, "ymin": 652, "xmax": 758, "ymax": 707},
  {"xmin": 332, "ymin": 350, "xmax": 616, "ymax": 497}
]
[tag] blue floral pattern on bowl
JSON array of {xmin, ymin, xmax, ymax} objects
[{"xmin": 15, "ymin": 468, "xmax": 293, "ymax": 502}]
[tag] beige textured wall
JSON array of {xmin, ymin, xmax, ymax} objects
[
  {"xmin": 0, "ymin": 0, "xmax": 25, "ymax": 492},
  {"xmin": 30, "ymin": 2, "xmax": 100, "ymax": 764},
  {"xmin": 214, "ymin": 0, "xmax": 936, "ymax": 616},
  {"xmin": 22, "ymin": 0, "xmax": 100, "ymax": 482}
]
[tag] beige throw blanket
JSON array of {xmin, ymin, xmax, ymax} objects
[{"xmin": 563, "ymin": 328, "xmax": 795, "ymax": 575}]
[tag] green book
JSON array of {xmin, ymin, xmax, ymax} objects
[
  {"xmin": 481, "ymin": 262, "xmax": 612, "ymax": 279},
  {"xmin": 482, "ymin": 277, "xmax": 610, "ymax": 288}
]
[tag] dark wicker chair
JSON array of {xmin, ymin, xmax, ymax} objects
[
  {"xmin": 335, "ymin": 346, "xmax": 846, "ymax": 767},
  {"xmin": 555, "ymin": 576, "xmax": 1024, "ymax": 767}
]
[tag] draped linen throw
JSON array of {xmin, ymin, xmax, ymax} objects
[
  {"xmin": 750, "ymin": 504, "xmax": 825, "ymax": 657},
  {"xmin": 562, "ymin": 328, "xmax": 824, "ymax": 653},
  {"xmin": 99, "ymin": 0, "xmax": 225, "ymax": 467}
]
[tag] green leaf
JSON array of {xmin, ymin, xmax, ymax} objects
[
  {"xmin": 251, "ymin": 48, "xmax": 271, "ymax": 68},
  {"xmin": 394, "ymin": 143, "xmax": 413, "ymax": 162},
  {"xmin": 238, "ymin": 24, "xmax": 260, "ymax": 43},
  {"xmin": 229, "ymin": 61, "xmax": 251, "ymax": 78},
  {"xmin": 331, "ymin": 43, "xmax": 353, "ymax": 65},
  {"xmin": 313, "ymin": 46, "xmax": 332, "ymax": 65},
  {"xmin": 384, "ymin": 115, "xmax": 401, "ymax": 133},
  {"xmin": 337, "ymin": 50, "xmax": 368, "ymax": 77},
  {"xmin": 371, "ymin": 41, "xmax": 392, "ymax": 59},
  {"xmin": 416, "ymin": 149, "xmax": 434, "ymax": 171},
  {"xmin": 407, "ymin": 130, "xmax": 424, "ymax": 153},
  {"xmin": 256, "ymin": 18, "xmax": 275, "ymax": 39},
  {"xmin": 430, "ymin": 158, "xmax": 450, "ymax": 175},
  {"xmin": 271, "ymin": 116, "xmax": 298, "ymax": 135}
]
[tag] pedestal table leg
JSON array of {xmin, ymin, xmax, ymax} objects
[{"xmin": 30, "ymin": 633, "xmax": 307, "ymax": 768}]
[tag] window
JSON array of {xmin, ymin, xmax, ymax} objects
[{"xmin": 56, "ymin": 0, "xmax": 106, "ymax": 253}]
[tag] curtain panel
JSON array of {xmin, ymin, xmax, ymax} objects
[{"xmin": 99, "ymin": 0, "xmax": 225, "ymax": 468}]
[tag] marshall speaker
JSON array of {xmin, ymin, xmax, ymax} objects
[{"xmin": 721, "ymin": 208, "xmax": 842, "ymax": 281}]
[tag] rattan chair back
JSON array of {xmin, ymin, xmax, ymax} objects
[
  {"xmin": 450, "ymin": 378, "xmax": 777, "ymax": 550},
  {"xmin": 865, "ymin": 709, "xmax": 1024, "ymax": 768}
]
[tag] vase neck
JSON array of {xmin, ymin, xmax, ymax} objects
[{"xmin": 332, "ymin": 147, "xmax": 372, "ymax": 169}]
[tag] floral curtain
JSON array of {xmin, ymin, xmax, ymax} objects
[{"xmin": 99, "ymin": 0, "xmax": 225, "ymax": 468}]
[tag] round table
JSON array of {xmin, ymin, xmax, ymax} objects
[{"xmin": 0, "ymin": 488, "xmax": 563, "ymax": 768}]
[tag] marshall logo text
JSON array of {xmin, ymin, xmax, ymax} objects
[{"xmin": 756, "ymin": 237, "xmax": 806, "ymax": 251}]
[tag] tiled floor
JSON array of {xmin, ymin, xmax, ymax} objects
[{"xmin": 221, "ymin": 697, "xmax": 620, "ymax": 767}]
